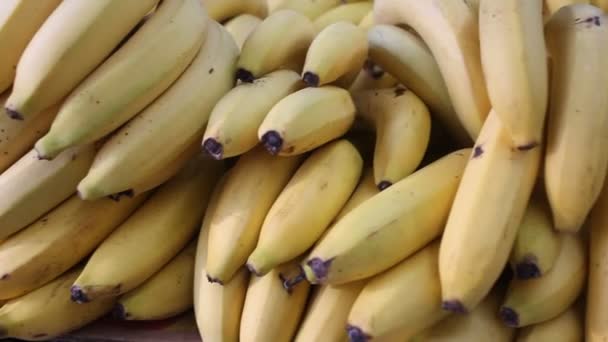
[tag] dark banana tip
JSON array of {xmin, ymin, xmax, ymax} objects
[
  {"xmin": 112, "ymin": 303, "xmax": 129, "ymax": 320},
  {"xmin": 108, "ymin": 189, "xmax": 134, "ymax": 202},
  {"xmin": 206, "ymin": 274, "xmax": 224, "ymax": 285},
  {"xmin": 202, "ymin": 138, "xmax": 223, "ymax": 160},
  {"xmin": 260, "ymin": 131, "xmax": 283, "ymax": 155},
  {"xmin": 346, "ymin": 325, "xmax": 370, "ymax": 342},
  {"xmin": 236, "ymin": 68, "xmax": 255, "ymax": 83},
  {"xmin": 5, "ymin": 107, "xmax": 23, "ymax": 121},
  {"xmin": 306, "ymin": 257, "xmax": 333, "ymax": 283},
  {"xmin": 377, "ymin": 181, "xmax": 392, "ymax": 191},
  {"xmin": 515, "ymin": 260, "xmax": 542, "ymax": 279},
  {"xmin": 302, "ymin": 71, "xmax": 320, "ymax": 87},
  {"xmin": 282, "ymin": 269, "xmax": 306, "ymax": 293},
  {"xmin": 500, "ymin": 306, "xmax": 520, "ymax": 327},
  {"xmin": 441, "ymin": 300, "xmax": 468, "ymax": 314},
  {"xmin": 246, "ymin": 263, "xmax": 263, "ymax": 277},
  {"xmin": 70, "ymin": 285, "xmax": 90, "ymax": 304},
  {"xmin": 363, "ymin": 60, "xmax": 384, "ymax": 79}
]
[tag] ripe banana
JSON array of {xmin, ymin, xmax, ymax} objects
[
  {"xmin": 545, "ymin": 0, "xmax": 591, "ymax": 16},
  {"xmin": 353, "ymin": 87, "xmax": 432, "ymax": 189},
  {"xmin": 71, "ymin": 156, "xmax": 222, "ymax": 303},
  {"xmin": 348, "ymin": 63, "xmax": 399, "ymax": 93},
  {"xmin": 517, "ymin": 306, "xmax": 584, "ymax": 342},
  {"xmin": 201, "ymin": 0, "xmax": 268, "ymax": 21},
  {"xmin": 274, "ymin": 0, "xmax": 341, "ymax": 19},
  {"xmin": 247, "ymin": 140, "xmax": 362, "ymax": 276},
  {"xmin": 314, "ymin": 2, "xmax": 373, "ymax": 32},
  {"xmin": 0, "ymin": 193, "xmax": 146, "ymax": 300},
  {"xmin": 35, "ymin": 0, "xmax": 208, "ymax": 160},
  {"xmin": 5, "ymin": 0, "xmax": 159, "ymax": 121},
  {"xmin": 203, "ymin": 70, "xmax": 303, "ymax": 160},
  {"xmin": 302, "ymin": 22, "xmax": 368, "ymax": 87},
  {"xmin": 0, "ymin": 145, "xmax": 95, "ymax": 240},
  {"xmin": 77, "ymin": 21, "xmax": 237, "ymax": 201},
  {"xmin": 439, "ymin": 111, "xmax": 541, "ymax": 314},
  {"xmin": 500, "ymin": 234, "xmax": 586, "ymax": 327},
  {"xmin": 544, "ymin": 4, "xmax": 608, "ymax": 232},
  {"xmin": 591, "ymin": 0, "xmax": 608, "ymax": 11},
  {"xmin": 374, "ymin": 0, "xmax": 491, "ymax": 140},
  {"xmin": 0, "ymin": 267, "xmax": 115, "ymax": 341},
  {"xmin": 236, "ymin": 9, "xmax": 315, "ymax": 82},
  {"xmin": 334, "ymin": 168, "xmax": 379, "ymax": 221},
  {"xmin": 367, "ymin": 25, "xmax": 470, "ymax": 145},
  {"xmin": 588, "ymin": 177, "xmax": 608, "ymax": 342},
  {"xmin": 298, "ymin": 148, "xmax": 470, "ymax": 286},
  {"xmin": 258, "ymin": 86, "xmax": 356, "ymax": 156},
  {"xmin": 0, "ymin": 0, "xmax": 62, "ymax": 94},
  {"xmin": 223, "ymin": 14, "xmax": 262, "ymax": 51}
]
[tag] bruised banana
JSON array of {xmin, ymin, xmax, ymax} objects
[
  {"xmin": 201, "ymin": 0, "xmax": 268, "ymax": 22},
  {"xmin": 223, "ymin": 14, "xmax": 262, "ymax": 51},
  {"xmin": 314, "ymin": 2, "xmax": 373, "ymax": 32}
]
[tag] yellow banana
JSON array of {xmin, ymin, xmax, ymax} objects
[
  {"xmin": 247, "ymin": 140, "xmax": 362, "ymax": 276},
  {"xmin": 544, "ymin": 4, "xmax": 608, "ymax": 232},
  {"xmin": 334, "ymin": 168, "xmax": 379, "ymax": 221},
  {"xmin": 500, "ymin": 234, "xmax": 586, "ymax": 327},
  {"xmin": 5, "ymin": 0, "xmax": 159, "ymax": 121},
  {"xmin": 223, "ymin": 14, "xmax": 262, "ymax": 51},
  {"xmin": 203, "ymin": 70, "xmax": 303, "ymax": 160},
  {"xmin": 590, "ymin": 0, "xmax": 608, "ymax": 11},
  {"xmin": 517, "ymin": 306, "xmax": 583, "ymax": 342},
  {"xmin": 274, "ymin": 0, "xmax": 341, "ymax": 19},
  {"xmin": 348, "ymin": 63, "xmax": 399, "ymax": 93},
  {"xmin": 314, "ymin": 2, "xmax": 373, "ymax": 32},
  {"xmin": 236, "ymin": 9, "xmax": 315, "ymax": 82},
  {"xmin": 358, "ymin": 10, "xmax": 375, "ymax": 30},
  {"xmin": 439, "ymin": 111, "xmax": 541, "ymax": 314},
  {"xmin": 71, "ymin": 156, "xmax": 222, "ymax": 302},
  {"xmin": 201, "ymin": 0, "xmax": 268, "ymax": 21},
  {"xmin": 35, "ymin": 0, "xmax": 208, "ymax": 160},
  {"xmin": 0, "ymin": 193, "xmax": 146, "ymax": 300},
  {"xmin": 258, "ymin": 86, "xmax": 356, "ymax": 156},
  {"xmin": 353, "ymin": 87, "xmax": 432, "ymax": 190},
  {"xmin": 374, "ymin": 0, "xmax": 490, "ymax": 140},
  {"xmin": 545, "ymin": 0, "xmax": 591, "ymax": 16},
  {"xmin": 77, "ymin": 21, "xmax": 237, "ymax": 201},
  {"xmin": 588, "ymin": 176, "xmax": 608, "ymax": 341}
]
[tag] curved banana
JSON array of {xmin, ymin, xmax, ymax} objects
[
  {"xmin": 274, "ymin": 0, "xmax": 341, "ymax": 19},
  {"xmin": 5, "ymin": 0, "xmax": 159, "ymax": 121},
  {"xmin": 223, "ymin": 14, "xmax": 262, "ymax": 51},
  {"xmin": 314, "ymin": 2, "xmax": 373, "ymax": 32},
  {"xmin": 247, "ymin": 140, "xmax": 362, "ymax": 276},
  {"xmin": 544, "ymin": 4, "xmax": 608, "ymax": 232},
  {"xmin": 353, "ymin": 87, "xmax": 432, "ymax": 189},
  {"xmin": 0, "ymin": 145, "xmax": 96, "ymax": 240},
  {"xmin": 588, "ymin": 177, "xmax": 608, "ymax": 342},
  {"xmin": 302, "ymin": 22, "xmax": 368, "ymax": 87},
  {"xmin": 236, "ymin": 9, "xmax": 315, "ymax": 82},
  {"xmin": 517, "ymin": 306, "xmax": 583, "ymax": 342},
  {"xmin": 374, "ymin": 0, "xmax": 490, "ymax": 140},
  {"xmin": 203, "ymin": 70, "xmax": 303, "ymax": 160},
  {"xmin": 334, "ymin": 168, "xmax": 379, "ymax": 221},
  {"xmin": 545, "ymin": 0, "xmax": 591, "ymax": 16},
  {"xmin": 348, "ymin": 62, "xmax": 399, "ymax": 93},
  {"xmin": 35, "ymin": 0, "xmax": 208, "ymax": 160},
  {"xmin": 77, "ymin": 21, "xmax": 237, "ymax": 201},
  {"xmin": 258, "ymin": 86, "xmax": 356, "ymax": 156},
  {"xmin": 201, "ymin": 0, "xmax": 268, "ymax": 21}
]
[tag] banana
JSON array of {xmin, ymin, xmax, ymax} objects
[
  {"xmin": 314, "ymin": 2, "xmax": 373, "ymax": 32},
  {"xmin": 296, "ymin": 148, "xmax": 470, "ymax": 286},
  {"xmin": 5, "ymin": 0, "xmax": 160, "ymax": 121},
  {"xmin": 509, "ymin": 193, "xmax": 562, "ymax": 279},
  {"xmin": 114, "ymin": 241, "xmax": 197, "ymax": 321},
  {"xmin": 545, "ymin": 0, "xmax": 591, "ymax": 16},
  {"xmin": 544, "ymin": 4, "xmax": 608, "ymax": 232},
  {"xmin": 247, "ymin": 139, "xmax": 362, "ymax": 276},
  {"xmin": 201, "ymin": 0, "xmax": 268, "ymax": 21},
  {"xmin": 374, "ymin": 0, "xmax": 491, "ymax": 141},
  {"xmin": 591, "ymin": 0, "xmax": 608, "ymax": 11},
  {"xmin": 203, "ymin": 70, "xmax": 304, "ymax": 160},
  {"xmin": 348, "ymin": 62, "xmax": 399, "ymax": 93},
  {"xmin": 517, "ymin": 306, "xmax": 584, "ymax": 342},
  {"xmin": 258, "ymin": 86, "xmax": 356, "ymax": 156},
  {"xmin": 0, "ymin": 193, "xmax": 146, "ymax": 300},
  {"xmin": 223, "ymin": 14, "xmax": 262, "ymax": 51},
  {"xmin": 240, "ymin": 260, "xmax": 310, "ymax": 342},
  {"xmin": 236, "ymin": 9, "xmax": 315, "ymax": 82},
  {"xmin": 334, "ymin": 168, "xmax": 379, "ymax": 221},
  {"xmin": 206, "ymin": 147, "xmax": 302, "ymax": 284},
  {"xmin": 479, "ymin": 0, "xmax": 548, "ymax": 149},
  {"xmin": 0, "ymin": 0, "xmax": 62, "ymax": 94},
  {"xmin": 439, "ymin": 111, "xmax": 541, "ymax": 314},
  {"xmin": 71, "ymin": 156, "xmax": 222, "ymax": 303},
  {"xmin": 295, "ymin": 281, "xmax": 366, "ymax": 342},
  {"xmin": 588, "ymin": 176, "xmax": 608, "ymax": 341},
  {"xmin": 77, "ymin": 21, "xmax": 237, "ymax": 201},
  {"xmin": 35, "ymin": 0, "xmax": 209, "ymax": 160},
  {"xmin": 274, "ymin": 0, "xmax": 341, "ymax": 19},
  {"xmin": 0, "ymin": 267, "xmax": 115, "ymax": 341},
  {"xmin": 353, "ymin": 87, "xmax": 432, "ymax": 190},
  {"xmin": 500, "ymin": 234, "xmax": 586, "ymax": 327},
  {"xmin": 0, "ymin": 145, "xmax": 95, "ymax": 240},
  {"xmin": 367, "ymin": 25, "xmax": 470, "ymax": 146}
]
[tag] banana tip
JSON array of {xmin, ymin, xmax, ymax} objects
[
  {"xmin": 305, "ymin": 257, "xmax": 333, "ymax": 283},
  {"xmin": 441, "ymin": 300, "xmax": 468, "ymax": 314},
  {"xmin": 236, "ymin": 68, "xmax": 255, "ymax": 83},
  {"xmin": 302, "ymin": 72, "xmax": 320, "ymax": 87},
  {"xmin": 280, "ymin": 269, "xmax": 306, "ymax": 294},
  {"xmin": 377, "ymin": 181, "xmax": 392, "ymax": 191},
  {"xmin": 112, "ymin": 303, "xmax": 130, "ymax": 320},
  {"xmin": 246, "ymin": 263, "xmax": 263, "ymax": 277},
  {"xmin": 4, "ymin": 106, "xmax": 23, "ymax": 121},
  {"xmin": 260, "ymin": 131, "xmax": 283, "ymax": 155},
  {"xmin": 108, "ymin": 189, "xmax": 135, "ymax": 202},
  {"xmin": 206, "ymin": 274, "xmax": 224, "ymax": 285},
  {"xmin": 346, "ymin": 324, "xmax": 371, "ymax": 342},
  {"xmin": 202, "ymin": 138, "xmax": 223, "ymax": 160},
  {"xmin": 515, "ymin": 260, "xmax": 541, "ymax": 279},
  {"xmin": 70, "ymin": 285, "xmax": 90, "ymax": 304},
  {"xmin": 499, "ymin": 306, "xmax": 519, "ymax": 327}
]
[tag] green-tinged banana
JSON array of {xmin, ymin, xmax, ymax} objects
[
  {"xmin": 334, "ymin": 168, "xmax": 379, "ymax": 221},
  {"xmin": 588, "ymin": 176, "xmax": 608, "ymax": 341},
  {"xmin": 374, "ymin": 0, "xmax": 490, "ymax": 141},
  {"xmin": 77, "ymin": 21, "xmax": 237, "ymax": 201},
  {"xmin": 247, "ymin": 140, "xmax": 362, "ymax": 276},
  {"xmin": 347, "ymin": 241, "xmax": 447, "ymax": 341},
  {"xmin": 236, "ymin": 9, "xmax": 315, "ymax": 82},
  {"xmin": 201, "ymin": 0, "xmax": 268, "ymax": 21},
  {"xmin": 314, "ymin": 2, "xmax": 373, "ymax": 32},
  {"xmin": 0, "ymin": 193, "xmax": 146, "ymax": 300},
  {"xmin": 71, "ymin": 156, "xmax": 222, "ymax": 303},
  {"xmin": 0, "ymin": 0, "xmax": 62, "ymax": 94},
  {"xmin": 0, "ymin": 145, "xmax": 95, "ymax": 240},
  {"xmin": 274, "ymin": 0, "xmax": 341, "ymax": 19},
  {"xmin": 258, "ymin": 86, "xmax": 355, "ymax": 156},
  {"xmin": 358, "ymin": 10, "xmax": 374, "ymax": 30},
  {"xmin": 5, "ymin": 0, "xmax": 159, "ymax": 121},
  {"xmin": 295, "ymin": 281, "xmax": 366, "ymax": 342},
  {"xmin": 509, "ymin": 193, "xmax": 561, "ymax": 279},
  {"xmin": 240, "ymin": 261, "xmax": 310, "ymax": 342},
  {"xmin": 348, "ymin": 63, "xmax": 399, "ymax": 93},
  {"xmin": 354, "ymin": 87, "xmax": 431, "ymax": 190},
  {"xmin": 544, "ymin": 5, "xmax": 608, "ymax": 232},
  {"xmin": 114, "ymin": 241, "xmax": 197, "ymax": 321},
  {"xmin": 591, "ymin": 0, "xmax": 608, "ymax": 11},
  {"xmin": 302, "ymin": 22, "xmax": 368, "ymax": 87},
  {"xmin": 500, "ymin": 234, "xmax": 586, "ymax": 327},
  {"xmin": 367, "ymin": 25, "xmax": 470, "ymax": 145},
  {"xmin": 224, "ymin": 14, "xmax": 262, "ymax": 51},
  {"xmin": 517, "ymin": 306, "xmax": 583, "ymax": 342},
  {"xmin": 479, "ymin": 0, "xmax": 548, "ymax": 149},
  {"xmin": 439, "ymin": 111, "xmax": 541, "ymax": 314},
  {"xmin": 0, "ymin": 267, "xmax": 115, "ymax": 341},
  {"xmin": 35, "ymin": 0, "xmax": 208, "ymax": 160},
  {"xmin": 298, "ymin": 148, "xmax": 470, "ymax": 286},
  {"xmin": 545, "ymin": 0, "xmax": 590, "ymax": 16},
  {"xmin": 203, "ymin": 70, "xmax": 304, "ymax": 160}
]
